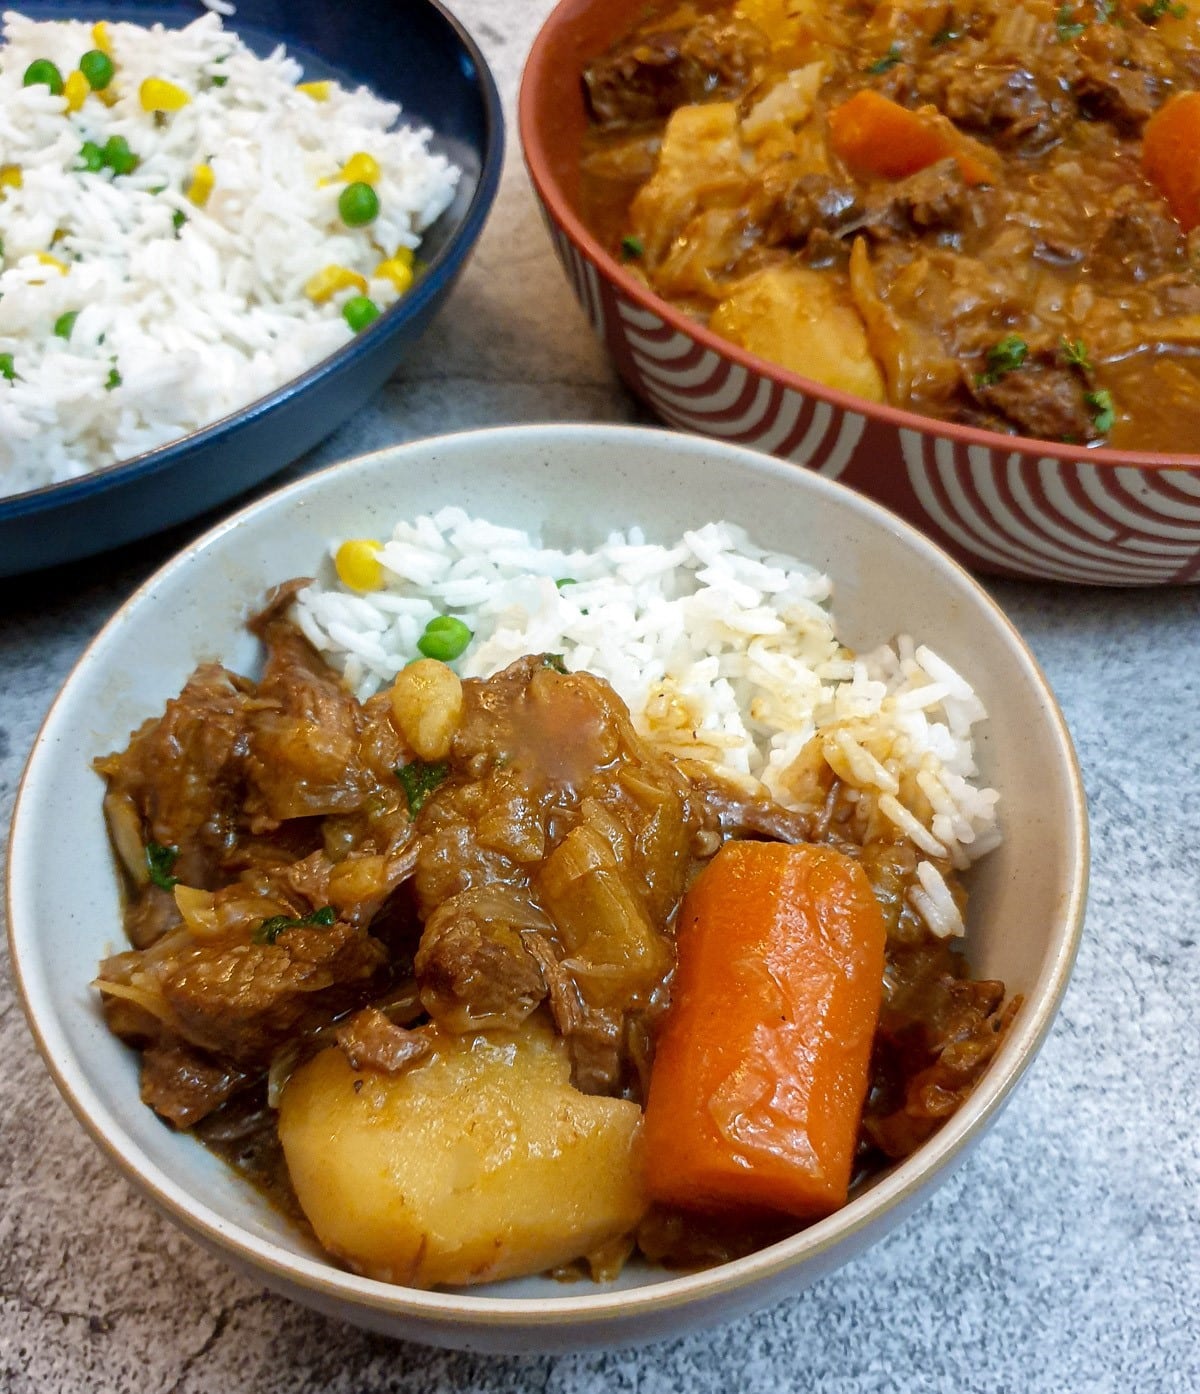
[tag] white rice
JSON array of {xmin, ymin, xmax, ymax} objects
[
  {"xmin": 0, "ymin": 11, "xmax": 459, "ymax": 493},
  {"xmin": 292, "ymin": 511, "xmax": 1002, "ymax": 938}
]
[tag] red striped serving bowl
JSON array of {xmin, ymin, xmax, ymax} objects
[{"xmin": 519, "ymin": 0, "xmax": 1200, "ymax": 586}]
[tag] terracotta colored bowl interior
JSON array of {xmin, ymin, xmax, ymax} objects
[{"xmin": 519, "ymin": 0, "xmax": 1200, "ymax": 475}]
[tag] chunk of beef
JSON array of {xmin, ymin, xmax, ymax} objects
[
  {"xmin": 521, "ymin": 932, "xmax": 622, "ymax": 1095},
  {"xmin": 1073, "ymin": 60, "xmax": 1164, "ymax": 134},
  {"xmin": 415, "ymin": 887, "xmax": 550, "ymax": 1032},
  {"xmin": 1094, "ymin": 200, "xmax": 1185, "ymax": 280},
  {"xmin": 583, "ymin": 19, "xmax": 764, "ymax": 127},
  {"xmin": 926, "ymin": 63, "xmax": 1073, "ymax": 154},
  {"xmin": 140, "ymin": 1037, "xmax": 251, "ymax": 1129},
  {"xmin": 864, "ymin": 160, "xmax": 974, "ymax": 238},
  {"xmin": 95, "ymin": 663, "xmax": 256, "ymax": 904},
  {"xmin": 681, "ymin": 763, "xmax": 814, "ymax": 845},
  {"xmin": 335, "ymin": 1008, "xmax": 431, "ymax": 1075},
  {"xmin": 965, "ymin": 357, "xmax": 1097, "ymax": 441},
  {"xmin": 864, "ymin": 978, "xmax": 1019, "ymax": 1159},
  {"xmin": 245, "ymin": 609, "xmax": 371, "ymax": 825},
  {"xmin": 754, "ymin": 161, "xmax": 971, "ymax": 253},
  {"xmin": 751, "ymin": 167, "xmax": 864, "ymax": 247},
  {"xmin": 157, "ymin": 920, "xmax": 388, "ymax": 1066}
]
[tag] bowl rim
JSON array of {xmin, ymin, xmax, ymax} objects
[
  {"xmin": 7, "ymin": 422, "xmax": 1090, "ymax": 1332},
  {"xmin": 0, "ymin": 0, "xmax": 506, "ymax": 523},
  {"xmin": 517, "ymin": 0, "xmax": 1199, "ymax": 475}
]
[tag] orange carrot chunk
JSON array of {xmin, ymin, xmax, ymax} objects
[
  {"xmin": 827, "ymin": 89, "xmax": 994, "ymax": 187},
  {"xmin": 1143, "ymin": 91, "xmax": 1200, "ymax": 233},
  {"xmin": 642, "ymin": 841, "xmax": 887, "ymax": 1220}
]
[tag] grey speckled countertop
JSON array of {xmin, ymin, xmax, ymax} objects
[{"xmin": 2, "ymin": 2, "xmax": 1198, "ymax": 1390}]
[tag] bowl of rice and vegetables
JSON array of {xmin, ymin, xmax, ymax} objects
[
  {"xmin": 0, "ymin": 0, "xmax": 503, "ymax": 574},
  {"xmin": 7, "ymin": 424, "xmax": 1088, "ymax": 1351}
]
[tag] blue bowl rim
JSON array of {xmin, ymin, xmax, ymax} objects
[{"xmin": 0, "ymin": 0, "xmax": 506, "ymax": 524}]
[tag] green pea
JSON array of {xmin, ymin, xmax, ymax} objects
[
  {"xmin": 102, "ymin": 135, "xmax": 138, "ymax": 176},
  {"xmin": 0, "ymin": 353, "xmax": 15, "ymax": 381},
  {"xmin": 417, "ymin": 616, "xmax": 473, "ymax": 662},
  {"xmin": 54, "ymin": 311, "xmax": 79, "ymax": 339},
  {"xmin": 338, "ymin": 180, "xmax": 379, "ymax": 228},
  {"xmin": 23, "ymin": 59, "xmax": 64, "ymax": 94},
  {"xmin": 342, "ymin": 295, "xmax": 380, "ymax": 332},
  {"xmin": 78, "ymin": 141, "xmax": 106, "ymax": 172},
  {"xmin": 78, "ymin": 49, "xmax": 115, "ymax": 91}
]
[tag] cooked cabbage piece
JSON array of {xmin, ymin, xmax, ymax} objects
[{"xmin": 277, "ymin": 1020, "xmax": 647, "ymax": 1287}]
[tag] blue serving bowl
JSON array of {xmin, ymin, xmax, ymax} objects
[{"xmin": 0, "ymin": 0, "xmax": 504, "ymax": 576}]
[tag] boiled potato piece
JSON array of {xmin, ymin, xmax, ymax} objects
[
  {"xmin": 278, "ymin": 1022, "xmax": 646, "ymax": 1288},
  {"xmin": 630, "ymin": 103, "xmax": 745, "ymax": 261},
  {"xmin": 711, "ymin": 266, "xmax": 887, "ymax": 402}
]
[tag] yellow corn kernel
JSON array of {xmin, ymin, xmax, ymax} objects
[
  {"xmin": 304, "ymin": 264, "xmax": 368, "ymax": 303},
  {"xmin": 92, "ymin": 21, "xmax": 112, "ymax": 54},
  {"xmin": 139, "ymin": 77, "xmax": 190, "ymax": 113},
  {"xmin": 297, "ymin": 80, "xmax": 331, "ymax": 101},
  {"xmin": 187, "ymin": 163, "xmax": 215, "ymax": 207},
  {"xmin": 341, "ymin": 151, "xmax": 380, "ymax": 185},
  {"xmin": 391, "ymin": 245, "xmax": 415, "ymax": 269},
  {"xmin": 374, "ymin": 257, "xmax": 414, "ymax": 295},
  {"xmin": 0, "ymin": 164, "xmax": 22, "ymax": 190},
  {"xmin": 96, "ymin": 86, "xmax": 120, "ymax": 108},
  {"xmin": 334, "ymin": 539, "xmax": 384, "ymax": 592},
  {"xmin": 35, "ymin": 253, "xmax": 68, "ymax": 274},
  {"xmin": 64, "ymin": 69, "xmax": 89, "ymax": 112}
]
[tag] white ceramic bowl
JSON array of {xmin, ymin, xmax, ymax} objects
[{"xmin": 7, "ymin": 424, "xmax": 1088, "ymax": 1352}]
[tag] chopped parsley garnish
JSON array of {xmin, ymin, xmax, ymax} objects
[
  {"xmin": 172, "ymin": 209, "xmax": 187, "ymax": 233},
  {"xmin": 252, "ymin": 905, "xmax": 336, "ymax": 946},
  {"xmin": 1056, "ymin": 3, "xmax": 1088, "ymax": 38},
  {"xmin": 542, "ymin": 653, "xmax": 568, "ymax": 674},
  {"xmin": 866, "ymin": 43, "xmax": 903, "ymax": 73},
  {"xmin": 1094, "ymin": 0, "xmax": 1114, "ymax": 19},
  {"xmin": 1060, "ymin": 337, "xmax": 1094, "ymax": 372},
  {"xmin": 555, "ymin": 577, "xmax": 576, "ymax": 588},
  {"xmin": 1084, "ymin": 388, "xmax": 1116, "ymax": 433},
  {"xmin": 620, "ymin": 234, "xmax": 644, "ymax": 261},
  {"xmin": 211, "ymin": 73, "xmax": 229, "ymax": 87},
  {"xmin": 105, "ymin": 364, "xmax": 121, "ymax": 391},
  {"xmin": 395, "ymin": 759, "xmax": 449, "ymax": 816},
  {"xmin": 145, "ymin": 841, "xmax": 180, "ymax": 891},
  {"xmin": 0, "ymin": 353, "xmax": 14, "ymax": 382},
  {"xmin": 975, "ymin": 334, "xmax": 1029, "ymax": 386},
  {"xmin": 1138, "ymin": 0, "xmax": 1186, "ymax": 21}
]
